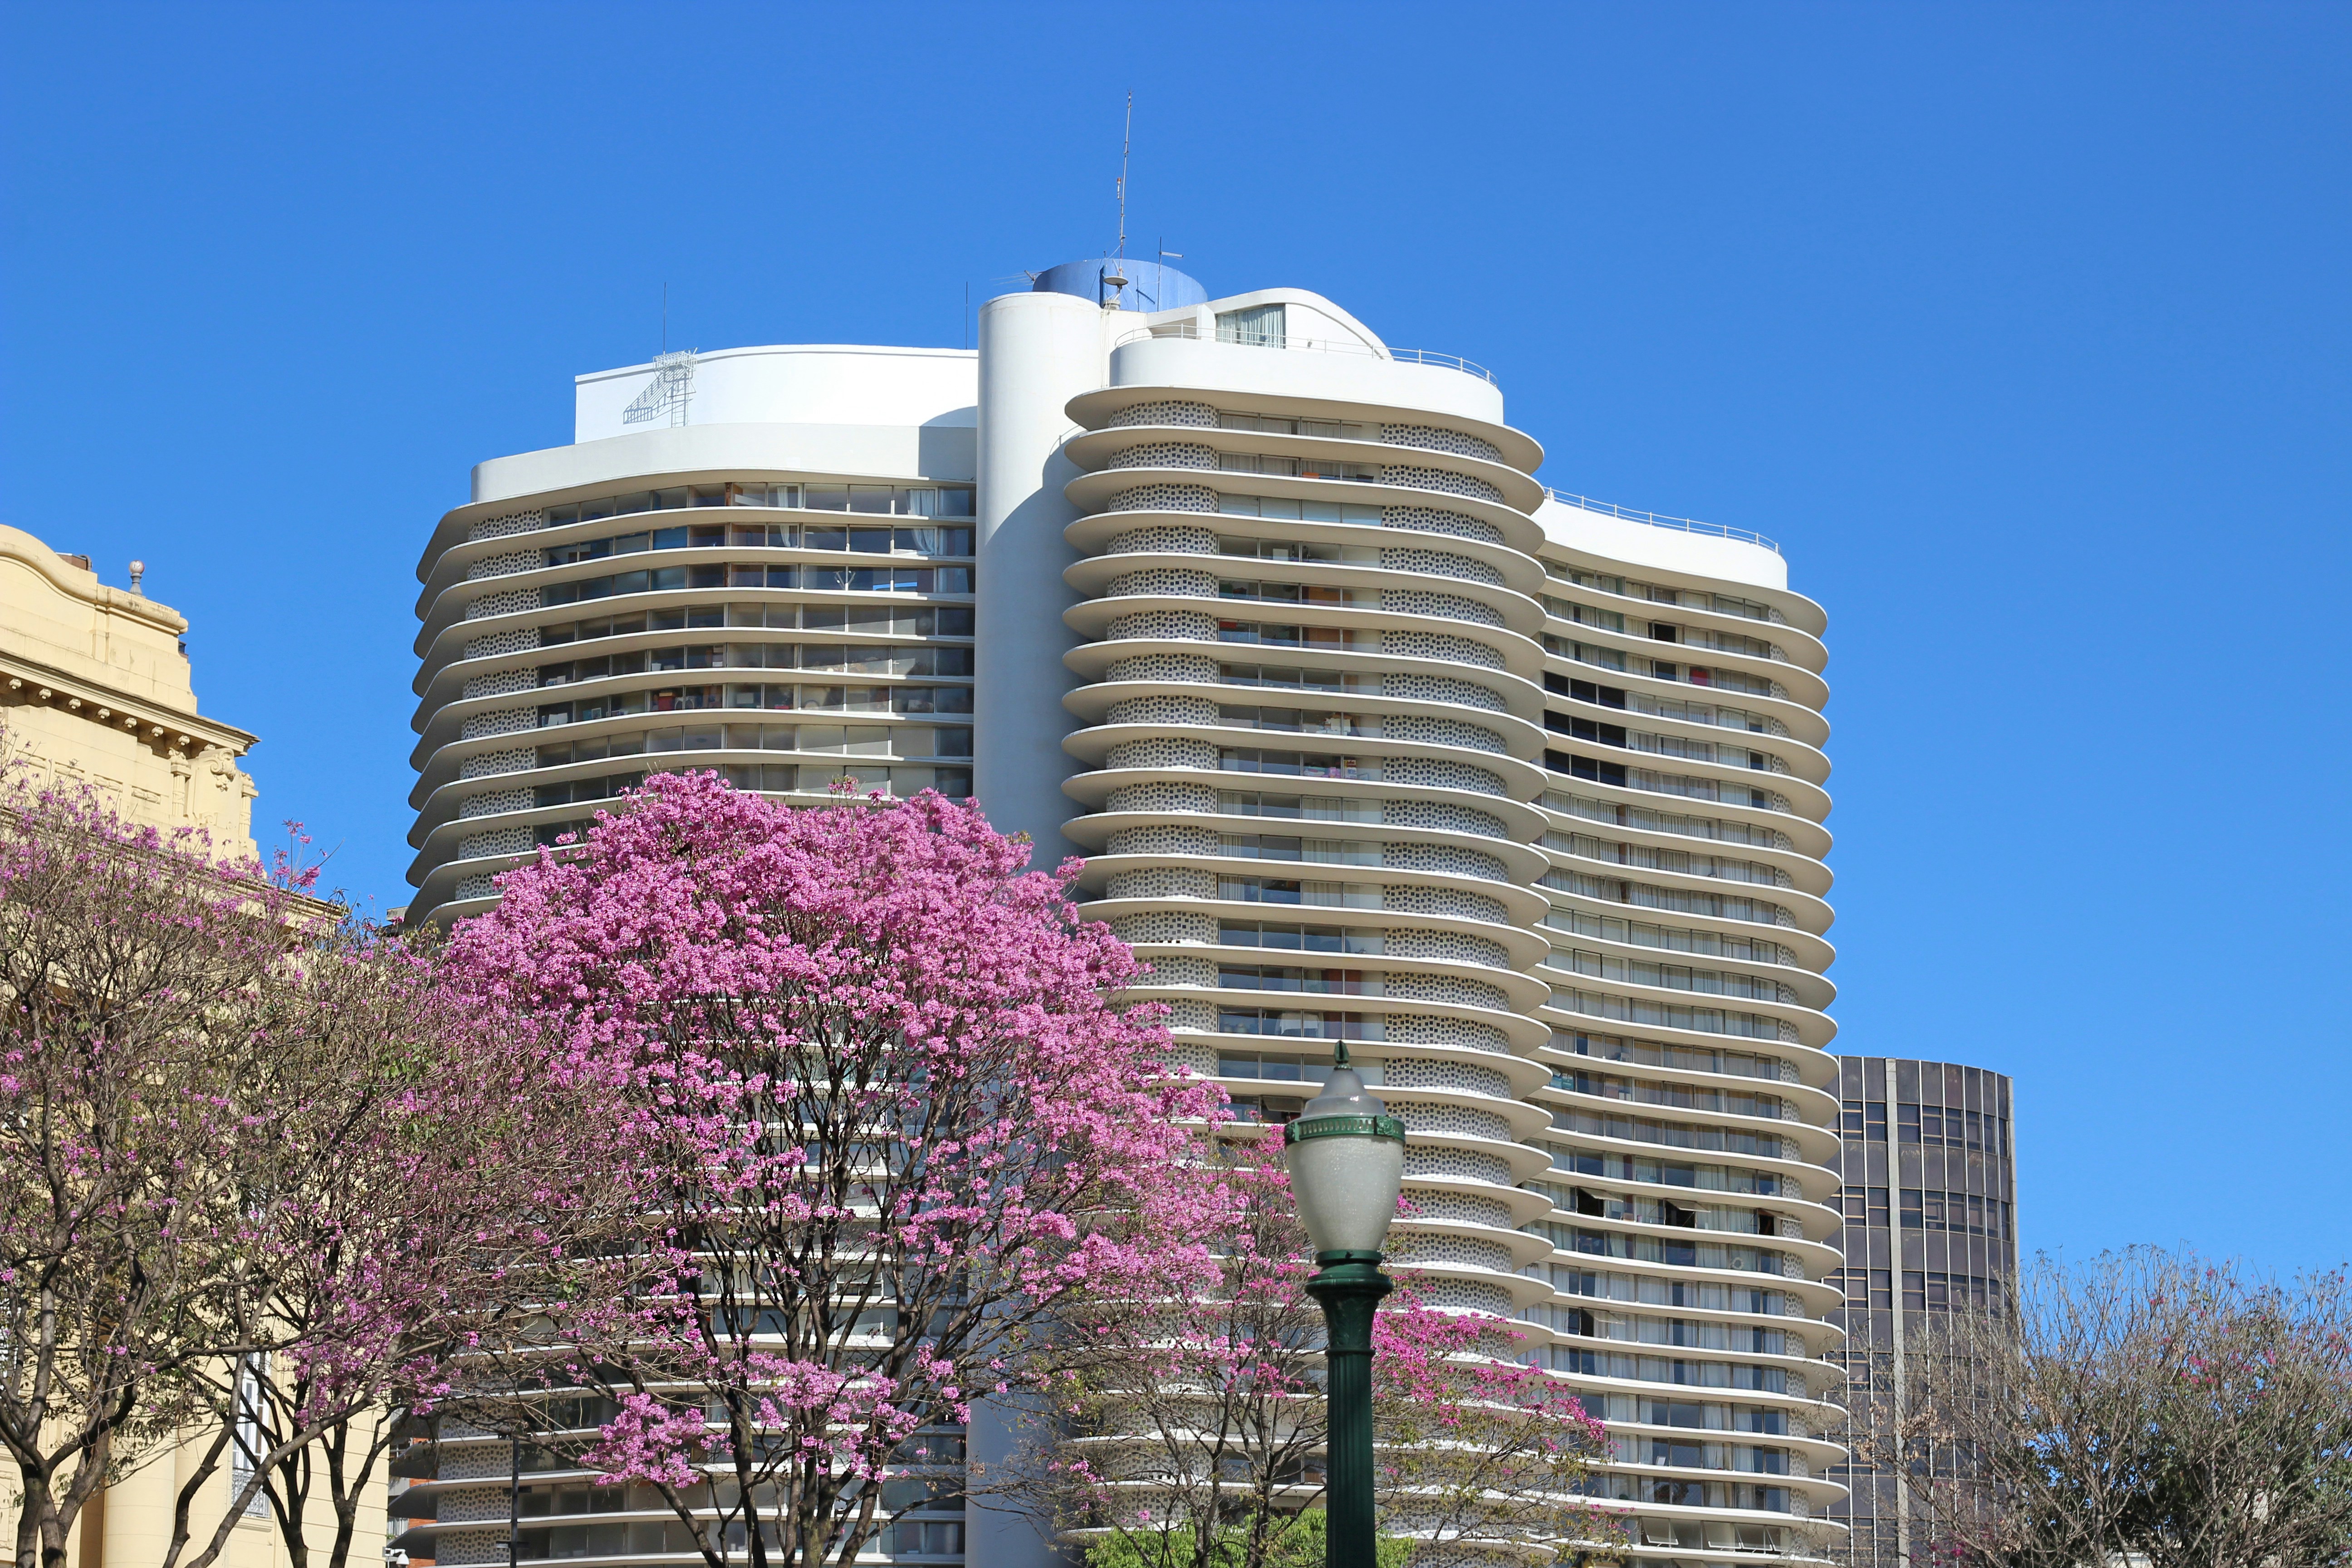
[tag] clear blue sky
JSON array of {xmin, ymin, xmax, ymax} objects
[{"xmin": 4, "ymin": 4, "xmax": 2345, "ymax": 1273}]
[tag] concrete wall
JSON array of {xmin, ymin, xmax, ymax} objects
[
  {"xmin": 575, "ymin": 344, "xmax": 977, "ymax": 444},
  {"xmin": 472, "ymin": 422, "xmax": 978, "ymax": 509}
]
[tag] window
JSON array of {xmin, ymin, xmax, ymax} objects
[
  {"xmin": 1218, "ymin": 920, "xmax": 1382, "ymax": 955},
  {"xmin": 1217, "ymin": 964, "xmax": 1376, "ymax": 996},
  {"xmin": 533, "ymin": 770, "xmax": 647, "ymax": 808},
  {"xmin": 1216, "ymin": 303, "xmax": 1286, "ymax": 348},
  {"xmin": 1215, "ymin": 1050, "xmax": 1351, "ymax": 1082},
  {"xmin": 1215, "ymin": 1007, "xmax": 1382, "ymax": 1041},
  {"xmin": 232, "ymin": 1357, "xmax": 269, "ymax": 1515},
  {"xmin": 1545, "ymin": 671, "xmax": 1631, "ymax": 708},
  {"xmin": 1550, "ymin": 752, "xmax": 1626, "ymax": 788},
  {"xmin": 1546, "ymin": 711, "xmax": 1629, "ymax": 748},
  {"xmin": 1215, "ymin": 618, "xmax": 1362, "ymax": 650},
  {"xmin": 784, "ymin": 683, "xmax": 878, "ymax": 714},
  {"xmin": 1214, "ymin": 410, "xmax": 1381, "ymax": 441},
  {"xmin": 1218, "ymin": 577, "xmax": 1355, "ymax": 606},
  {"xmin": 1218, "ymin": 748, "xmax": 1375, "ymax": 781},
  {"xmin": 892, "ymin": 686, "xmax": 972, "ymax": 715},
  {"xmin": 889, "ymin": 1520, "xmax": 965, "ymax": 1557},
  {"xmin": 1220, "ymin": 833, "xmax": 1381, "ymax": 865},
  {"xmin": 795, "ymin": 725, "xmax": 891, "ymax": 756},
  {"xmin": 649, "ymin": 685, "xmax": 723, "ymax": 713},
  {"xmin": 1216, "ymin": 495, "xmax": 1386, "ymax": 524},
  {"xmin": 1217, "ymin": 791, "xmax": 1375, "ymax": 822},
  {"xmin": 728, "ymin": 483, "xmax": 801, "ymax": 508},
  {"xmin": 1214, "ymin": 876, "xmax": 1373, "ymax": 908}
]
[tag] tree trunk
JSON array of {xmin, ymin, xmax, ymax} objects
[{"xmin": 14, "ymin": 1466, "xmax": 50, "ymax": 1568}]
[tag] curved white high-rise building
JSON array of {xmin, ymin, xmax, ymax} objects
[
  {"xmin": 402, "ymin": 265, "xmax": 1844, "ymax": 1568},
  {"xmin": 407, "ymin": 346, "xmax": 982, "ymax": 924}
]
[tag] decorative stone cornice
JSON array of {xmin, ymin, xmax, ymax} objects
[{"xmin": 0, "ymin": 649, "xmax": 254, "ymax": 758}]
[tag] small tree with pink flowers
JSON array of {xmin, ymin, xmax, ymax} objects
[
  {"xmin": 1009, "ymin": 1156, "xmax": 1620, "ymax": 1568},
  {"xmin": 0, "ymin": 775, "xmax": 647, "ymax": 1568},
  {"xmin": 192, "ymin": 942, "xmax": 660, "ymax": 1568},
  {"xmin": 441, "ymin": 773, "xmax": 1222, "ymax": 1568},
  {"xmin": 1370, "ymin": 1288, "xmax": 1622, "ymax": 1563},
  {"xmin": 0, "ymin": 781, "xmax": 310, "ymax": 1568}
]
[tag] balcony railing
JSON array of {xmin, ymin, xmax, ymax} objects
[
  {"xmin": 1544, "ymin": 489, "xmax": 1781, "ymax": 555},
  {"xmin": 1114, "ymin": 321, "xmax": 1496, "ymax": 385}
]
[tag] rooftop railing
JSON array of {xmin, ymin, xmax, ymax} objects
[
  {"xmin": 1113, "ymin": 321, "xmax": 1497, "ymax": 385},
  {"xmin": 1544, "ymin": 490, "xmax": 1780, "ymax": 555}
]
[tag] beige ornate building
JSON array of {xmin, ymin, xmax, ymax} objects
[{"xmin": 0, "ymin": 524, "xmax": 261, "ymax": 862}]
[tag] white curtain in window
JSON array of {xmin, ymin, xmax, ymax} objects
[
  {"xmin": 1217, "ymin": 304, "xmax": 1287, "ymax": 348},
  {"xmin": 232, "ymin": 1356, "xmax": 270, "ymax": 1515}
]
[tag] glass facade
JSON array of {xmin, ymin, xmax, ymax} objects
[{"xmin": 1822, "ymin": 1058, "xmax": 2019, "ymax": 1567}]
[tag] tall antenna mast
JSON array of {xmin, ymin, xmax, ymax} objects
[
  {"xmin": 1116, "ymin": 89, "xmax": 1131, "ymax": 268},
  {"xmin": 1102, "ymin": 91, "xmax": 1132, "ymax": 306}
]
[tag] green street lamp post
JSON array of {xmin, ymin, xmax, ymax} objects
[{"xmin": 1281, "ymin": 1044, "xmax": 1407, "ymax": 1568}]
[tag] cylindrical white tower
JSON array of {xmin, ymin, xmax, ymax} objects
[{"xmin": 972, "ymin": 290, "xmax": 1107, "ymax": 863}]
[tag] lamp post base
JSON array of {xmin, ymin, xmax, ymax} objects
[{"xmin": 1308, "ymin": 1250, "xmax": 1392, "ymax": 1568}]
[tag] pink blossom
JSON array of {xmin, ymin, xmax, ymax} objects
[{"xmin": 440, "ymin": 773, "xmax": 1225, "ymax": 1568}]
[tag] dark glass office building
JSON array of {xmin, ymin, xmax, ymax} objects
[{"xmin": 1822, "ymin": 1058, "xmax": 2019, "ymax": 1567}]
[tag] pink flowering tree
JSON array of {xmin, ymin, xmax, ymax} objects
[
  {"xmin": 0, "ymin": 778, "xmax": 353, "ymax": 1568},
  {"xmin": 181, "ymin": 935, "xmax": 661, "ymax": 1568},
  {"xmin": 1011, "ymin": 1156, "xmax": 1618, "ymax": 1568},
  {"xmin": 439, "ymin": 772, "xmax": 1221, "ymax": 1568},
  {"xmin": 0, "ymin": 775, "xmax": 650, "ymax": 1568},
  {"xmin": 1370, "ymin": 1286, "xmax": 1621, "ymax": 1562}
]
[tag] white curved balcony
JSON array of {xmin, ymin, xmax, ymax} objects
[
  {"xmin": 1064, "ymin": 384, "xmax": 1544, "ymax": 473},
  {"xmin": 1541, "ymin": 626, "xmax": 1833, "ymax": 714}
]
